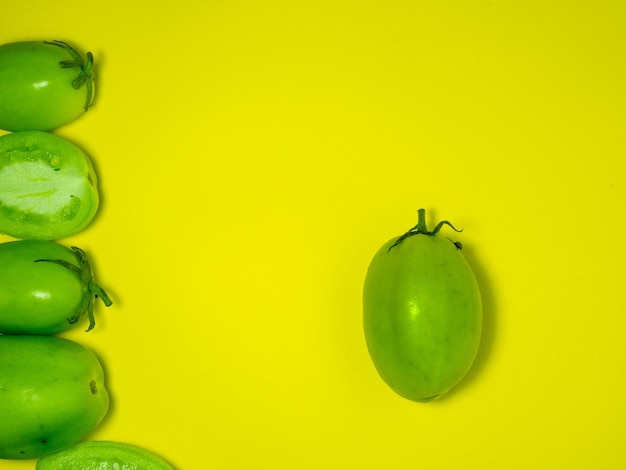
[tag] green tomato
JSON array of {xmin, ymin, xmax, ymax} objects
[
  {"xmin": 0, "ymin": 335, "xmax": 109, "ymax": 460},
  {"xmin": 0, "ymin": 40, "xmax": 94, "ymax": 131},
  {"xmin": 363, "ymin": 209, "xmax": 482, "ymax": 402},
  {"xmin": 0, "ymin": 240, "xmax": 112, "ymax": 334},
  {"xmin": 0, "ymin": 130, "xmax": 99, "ymax": 240},
  {"xmin": 36, "ymin": 441, "xmax": 176, "ymax": 470}
]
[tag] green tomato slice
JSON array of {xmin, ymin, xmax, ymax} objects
[
  {"xmin": 36, "ymin": 440, "xmax": 176, "ymax": 470},
  {"xmin": 0, "ymin": 130, "xmax": 99, "ymax": 240}
]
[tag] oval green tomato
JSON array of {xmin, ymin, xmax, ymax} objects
[
  {"xmin": 363, "ymin": 209, "xmax": 482, "ymax": 402},
  {"xmin": 0, "ymin": 240, "xmax": 112, "ymax": 334},
  {"xmin": 0, "ymin": 130, "xmax": 99, "ymax": 240},
  {"xmin": 0, "ymin": 40, "xmax": 94, "ymax": 132},
  {"xmin": 36, "ymin": 441, "xmax": 176, "ymax": 470},
  {"xmin": 0, "ymin": 335, "xmax": 109, "ymax": 460}
]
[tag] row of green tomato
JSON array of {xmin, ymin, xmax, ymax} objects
[{"xmin": 0, "ymin": 40, "xmax": 173, "ymax": 469}]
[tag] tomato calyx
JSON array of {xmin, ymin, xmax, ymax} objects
[
  {"xmin": 388, "ymin": 208, "xmax": 463, "ymax": 252},
  {"xmin": 43, "ymin": 40, "xmax": 95, "ymax": 112},
  {"xmin": 35, "ymin": 247, "xmax": 112, "ymax": 332}
]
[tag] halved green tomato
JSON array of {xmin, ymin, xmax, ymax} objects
[
  {"xmin": 36, "ymin": 441, "xmax": 175, "ymax": 469},
  {"xmin": 0, "ymin": 130, "xmax": 99, "ymax": 240}
]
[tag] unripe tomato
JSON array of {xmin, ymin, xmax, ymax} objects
[
  {"xmin": 0, "ymin": 335, "xmax": 109, "ymax": 460},
  {"xmin": 0, "ymin": 40, "xmax": 95, "ymax": 132},
  {"xmin": 0, "ymin": 240, "xmax": 112, "ymax": 334},
  {"xmin": 0, "ymin": 130, "xmax": 99, "ymax": 240},
  {"xmin": 363, "ymin": 209, "xmax": 482, "ymax": 402},
  {"xmin": 36, "ymin": 441, "xmax": 175, "ymax": 470}
]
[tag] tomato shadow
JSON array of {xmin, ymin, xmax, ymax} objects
[{"xmin": 435, "ymin": 242, "xmax": 498, "ymax": 403}]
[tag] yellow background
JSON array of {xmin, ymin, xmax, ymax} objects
[{"xmin": 2, "ymin": 1, "xmax": 625, "ymax": 468}]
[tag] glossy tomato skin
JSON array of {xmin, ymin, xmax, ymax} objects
[
  {"xmin": 0, "ymin": 130, "xmax": 99, "ymax": 240},
  {"xmin": 0, "ymin": 240, "xmax": 112, "ymax": 334},
  {"xmin": 0, "ymin": 335, "xmax": 109, "ymax": 460},
  {"xmin": 0, "ymin": 40, "xmax": 94, "ymax": 131},
  {"xmin": 363, "ymin": 231, "xmax": 482, "ymax": 402}
]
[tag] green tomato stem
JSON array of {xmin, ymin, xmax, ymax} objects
[
  {"xmin": 34, "ymin": 247, "xmax": 112, "ymax": 332},
  {"xmin": 43, "ymin": 40, "xmax": 95, "ymax": 111},
  {"xmin": 388, "ymin": 208, "xmax": 462, "ymax": 252},
  {"xmin": 416, "ymin": 208, "xmax": 428, "ymax": 232},
  {"xmin": 82, "ymin": 52, "xmax": 95, "ymax": 111}
]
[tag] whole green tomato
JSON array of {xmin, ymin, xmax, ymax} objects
[
  {"xmin": 0, "ymin": 240, "xmax": 112, "ymax": 334},
  {"xmin": 0, "ymin": 335, "xmax": 109, "ymax": 460},
  {"xmin": 37, "ymin": 441, "xmax": 176, "ymax": 470},
  {"xmin": 363, "ymin": 209, "xmax": 482, "ymax": 402},
  {"xmin": 0, "ymin": 40, "xmax": 94, "ymax": 131},
  {"xmin": 0, "ymin": 130, "xmax": 99, "ymax": 240}
]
